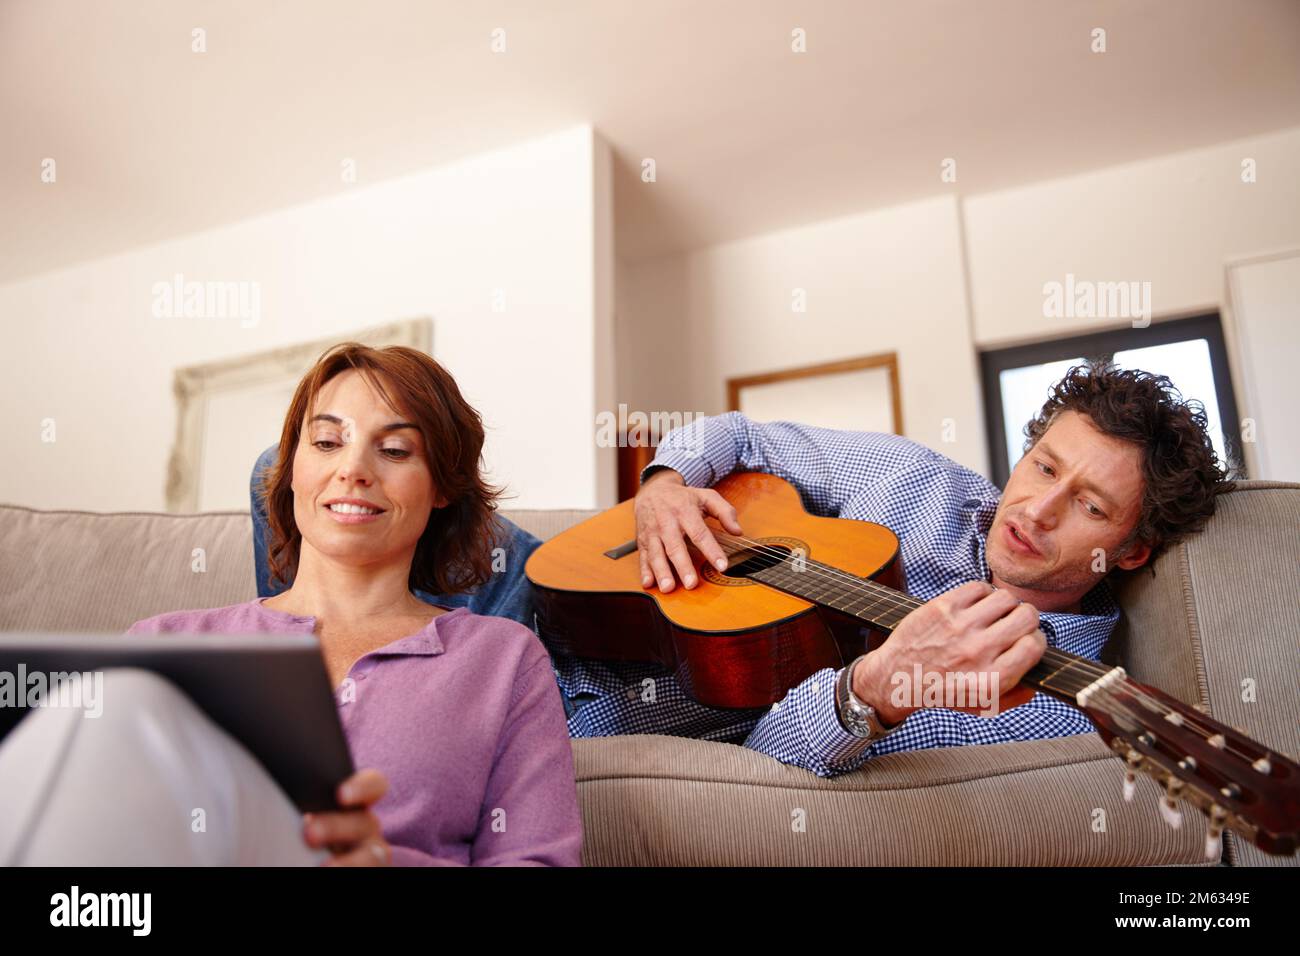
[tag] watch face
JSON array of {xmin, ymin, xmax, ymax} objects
[
  {"xmin": 838, "ymin": 659, "xmax": 878, "ymax": 737},
  {"xmin": 847, "ymin": 704, "xmax": 875, "ymax": 737}
]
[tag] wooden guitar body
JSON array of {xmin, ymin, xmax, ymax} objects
[{"xmin": 525, "ymin": 471, "xmax": 903, "ymax": 709}]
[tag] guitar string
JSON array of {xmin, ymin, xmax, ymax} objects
[
  {"xmin": 706, "ymin": 530, "xmax": 1259, "ymax": 761},
  {"xmin": 712, "ymin": 530, "xmax": 1266, "ymax": 763},
  {"xmin": 756, "ymin": 545, "xmax": 1251, "ymax": 749},
  {"xmin": 715, "ymin": 528, "xmax": 1134, "ymax": 688},
  {"xmin": 710, "ymin": 529, "xmax": 1109, "ymax": 691},
  {"xmin": 711, "ymin": 530, "xmax": 1229, "ymax": 732},
  {"xmin": 716, "ymin": 529, "xmax": 1264, "ymax": 767}
]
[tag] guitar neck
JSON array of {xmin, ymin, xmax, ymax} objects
[
  {"xmin": 747, "ymin": 561, "xmax": 1101, "ymax": 707},
  {"xmin": 748, "ymin": 562, "xmax": 914, "ymax": 630}
]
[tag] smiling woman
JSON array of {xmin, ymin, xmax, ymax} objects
[
  {"xmin": 261, "ymin": 344, "xmax": 503, "ymax": 601},
  {"xmin": 0, "ymin": 343, "xmax": 583, "ymax": 867}
]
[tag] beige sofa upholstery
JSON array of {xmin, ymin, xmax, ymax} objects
[{"xmin": 1, "ymin": 481, "xmax": 1296, "ymax": 866}]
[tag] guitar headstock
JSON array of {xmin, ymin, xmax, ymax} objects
[{"xmin": 1082, "ymin": 673, "xmax": 1300, "ymax": 857}]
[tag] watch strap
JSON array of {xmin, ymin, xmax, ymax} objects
[{"xmin": 836, "ymin": 655, "xmax": 900, "ymax": 740}]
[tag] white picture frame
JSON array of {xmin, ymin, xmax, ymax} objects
[{"xmin": 164, "ymin": 317, "xmax": 432, "ymax": 512}]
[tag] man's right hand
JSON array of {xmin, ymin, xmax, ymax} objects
[
  {"xmin": 634, "ymin": 469, "xmax": 743, "ymax": 592},
  {"xmin": 852, "ymin": 581, "xmax": 1047, "ymax": 724}
]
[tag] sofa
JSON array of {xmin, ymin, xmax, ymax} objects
[{"xmin": 2, "ymin": 480, "xmax": 1297, "ymax": 867}]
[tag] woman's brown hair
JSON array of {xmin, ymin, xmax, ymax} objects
[
  {"xmin": 258, "ymin": 342, "xmax": 504, "ymax": 595},
  {"xmin": 1021, "ymin": 360, "xmax": 1239, "ymax": 565}
]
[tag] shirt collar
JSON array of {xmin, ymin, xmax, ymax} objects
[{"xmin": 251, "ymin": 598, "xmax": 456, "ymax": 657}]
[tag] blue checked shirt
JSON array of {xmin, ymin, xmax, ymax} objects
[{"xmin": 552, "ymin": 412, "xmax": 1120, "ymax": 777}]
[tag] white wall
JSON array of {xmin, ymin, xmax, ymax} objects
[
  {"xmin": 7, "ymin": 123, "xmax": 1294, "ymax": 513},
  {"xmin": 964, "ymin": 127, "xmax": 1300, "ymax": 346},
  {"xmin": 1226, "ymin": 251, "xmax": 1300, "ymax": 481},
  {"xmin": 0, "ymin": 126, "xmax": 611, "ymax": 512},
  {"xmin": 620, "ymin": 127, "xmax": 1300, "ymax": 485},
  {"xmin": 619, "ymin": 195, "xmax": 989, "ymax": 477},
  {"xmin": 592, "ymin": 133, "xmax": 618, "ymax": 507}
]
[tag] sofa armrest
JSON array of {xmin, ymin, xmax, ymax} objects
[{"xmin": 573, "ymin": 733, "xmax": 1212, "ymax": 866}]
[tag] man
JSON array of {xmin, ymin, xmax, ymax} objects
[{"xmin": 252, "ymin": 361, "xmax": 1232, "ymax": 777}]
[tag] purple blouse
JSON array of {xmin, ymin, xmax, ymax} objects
[{"xmin": 127, "ymin": 599, "xmax": 582, "ymax": 866}]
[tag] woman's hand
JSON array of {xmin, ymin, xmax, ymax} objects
[{"xmin": 303, "ymin": 768, "xmax": 392, "ymax": 866}]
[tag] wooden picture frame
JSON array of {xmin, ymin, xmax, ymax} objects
[{"xmin": 726, "ymin": 352, "xmax": 903, "ymax": 434}]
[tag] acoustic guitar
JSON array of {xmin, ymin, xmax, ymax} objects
[{"xmin": 525, "ymin": 470, "xmax": 1300, "ymax": 857}]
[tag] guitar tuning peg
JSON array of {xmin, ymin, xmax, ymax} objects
[
  {"xmin": 1123, "ymin": 748, "xmax": 1141, "ymax": 802},
  {"xmin": 1158, "ymin": 798, "xmax": 1183, "ymax": 829},
  {"xmin": 1204, "ymin": 805, "xmax": 1227, "ymax": 861},
  {"xmin": 1158, "ymin": 779, "xmax": 1184, "ymax": 829}
]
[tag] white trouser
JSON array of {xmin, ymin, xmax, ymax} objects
[{"xmin": 0, "ymin": 667, "xmax": 328, "ymax": 866}]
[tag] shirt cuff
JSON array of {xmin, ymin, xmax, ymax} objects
[
  {"xmin": 639, "ymin": 451, "xmax": 715, "ymax": 489},
  {"xmin": 796, "ymin": 667, "xmax": 878, "ymax": 772}
]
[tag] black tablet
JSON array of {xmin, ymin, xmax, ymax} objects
[{"xmin": 0, "ymin": 632, "xmax": 354, "ymax": 812}]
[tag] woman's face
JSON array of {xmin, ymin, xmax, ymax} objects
[{"xmin": 290, "ymin": 369, "xmax": 444, "ymax": 571}]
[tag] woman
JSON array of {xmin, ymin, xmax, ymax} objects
[{"xmin": 0, "ymin": 343, "xmax": 582, "ymax": 866}]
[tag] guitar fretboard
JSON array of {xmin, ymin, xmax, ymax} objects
[
  {"xmin": 748, "ymin": 562, "xmax": 913, "ymax": 631},
  {"xmin": 747, "ymin": 557, "xmax": 1106, "ymax": 703}
]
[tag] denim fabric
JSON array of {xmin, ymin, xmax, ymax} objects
[{"xmin": 249, "ymin": 446, "xmax": 540, "ymax": 629}]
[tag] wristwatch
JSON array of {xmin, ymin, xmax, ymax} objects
[{"xmin": 835, "ymin": 655, "xmax": 901, "ymax": 740}]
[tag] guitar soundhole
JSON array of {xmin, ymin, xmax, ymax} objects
[
  {"xmin": 723, "ymin": 545, "xmax": 792, "ymax": 579},
  {"xmin": 700, "ymin": 536, "xmax": 809, "ymax": 587}
]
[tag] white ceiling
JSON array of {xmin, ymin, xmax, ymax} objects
[{"xmin": 3, "ymin": 0, "xmax": 1298, "ymax": 284}]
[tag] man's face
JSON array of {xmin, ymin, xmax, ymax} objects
[{"xmin": 988, "ymin": 409, "xmax": 1151, "ymax": 607}]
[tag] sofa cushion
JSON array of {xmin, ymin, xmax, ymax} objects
[
  {"xmin": 0, "ymin": 507, "xmax": 257, "ymax": 634},
  {"xmin": 0, "ymin": 505, "xmax": 598, "ymax": 635},
  {"xmin": 572, "ymin": 732, "xmax": 1210, "ymax": 865}
]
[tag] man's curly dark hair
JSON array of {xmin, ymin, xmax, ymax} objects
[{"xmin": 1021, "ymin": 360, "xmax": 1239, "ymax": 566}]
